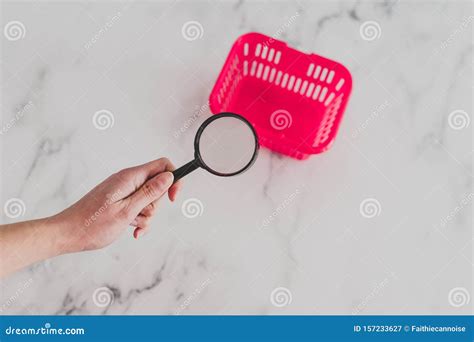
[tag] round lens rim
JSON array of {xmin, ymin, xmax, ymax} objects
[{"xmin": 194, "ymin": 112, "xmax": 259, "ymax": 177}]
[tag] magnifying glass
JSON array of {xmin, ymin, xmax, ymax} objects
[{"xmin": 172, "ymin": 112, "xmax": 259, "ymax": 182}]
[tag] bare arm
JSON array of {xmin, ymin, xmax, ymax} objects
[
  {"xmin": 0, "ymin": 158, "xmax": 182, "ymax": 278},
  {"xmin": 0, "ymin": 217, "xmax": 66, "ymax": 277}
]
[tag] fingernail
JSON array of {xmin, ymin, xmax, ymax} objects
[
  {"xmin": 156, "ymin": 172, "xmax": 173, "ymax": 191},
  {"xmin": 163, "ymin": 171, "xmax": 174, "ymax": 185},
  {"xmin": 134, "ymin": 228, "xmax": 142, "ymax": 239}
]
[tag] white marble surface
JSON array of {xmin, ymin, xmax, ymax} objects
[{"xmin": 0, "ymin": 0, "xmax": 472, "ymax": 315}]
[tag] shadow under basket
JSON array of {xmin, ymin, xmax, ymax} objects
[{"xmin": 209, "ymin": 32, "xmax": 353, "ymax": 160}]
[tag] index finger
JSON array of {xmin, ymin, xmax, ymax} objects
[{"xmin": 166, "ymin": 162, "xmax": 183, "ymax": 202}]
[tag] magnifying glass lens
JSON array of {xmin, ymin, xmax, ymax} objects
[
  {"xmin": 172, "ymin": 113, "xmax": 258, "ymax": 182},
  {"xmin": 198, "ymin": 116, "xmax": 257, "ymax": 175}
]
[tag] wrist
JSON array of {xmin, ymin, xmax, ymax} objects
[{"xmin": 47, "ymin": 213, "xmax": 83, "ymax": 255}]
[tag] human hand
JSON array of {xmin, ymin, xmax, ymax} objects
[{"xmin": 52, "ymin": 158, "xmax": 182, "ymax": 253}]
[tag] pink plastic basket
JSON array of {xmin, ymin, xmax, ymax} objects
[{"xmin": 209, "ymin": 32, "xmax": 353, "ymax": 160}]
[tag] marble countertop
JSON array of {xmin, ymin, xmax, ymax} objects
[{"xmin": 1, "ymin": 0, "xmax": 472, "ymax": 315}]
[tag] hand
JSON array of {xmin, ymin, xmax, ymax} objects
[
  {"xmin": 52, "ymin": 158, "xmax": 182, "ymax": 253},
  {"xmin": 0, "ymin": 158, "xmax": 182, "ymax": 278}
]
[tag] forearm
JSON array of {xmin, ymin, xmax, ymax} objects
[
  {"xmin": 0, "ymin": 216, "xmax": 69, "ymax": 278},
  {"xmin": 0, "ymin": 159, "xmax": 180, "ymax": 278}
]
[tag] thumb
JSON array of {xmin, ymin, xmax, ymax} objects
[{"xmin": 126, "ymin": 171, "xmax": 174, "ymax": 215}]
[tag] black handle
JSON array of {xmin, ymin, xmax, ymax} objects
[{"xmin": 172, "ymin": 159, "xmax": 200, "ymax": 183}]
